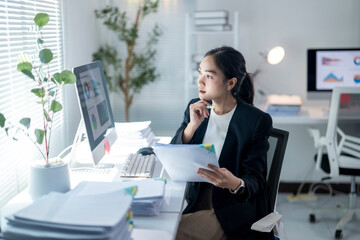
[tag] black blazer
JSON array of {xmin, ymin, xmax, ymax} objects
[{"xmin": 171, "ymin": 98, "xmax": 273, "ymax": 240}]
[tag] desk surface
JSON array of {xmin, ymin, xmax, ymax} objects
[
  {"xmin": 261, "ymin": 105, "xmax": 360, "ymax": 124},
  {"xmin": 1, "ymin": 135, "xmax": 186, "ymax": 240},
  {"xmin": 0, "ymin": 161, "xmax": 186, "ymax": 240}
]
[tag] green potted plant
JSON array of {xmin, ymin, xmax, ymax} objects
[
  {"xmin": 0, "ymin": 13, "xmax": 76, "ymax": 199},
  {"xmin": 93, "ymin": 0, "xmax": 162, "ymax": 122}
]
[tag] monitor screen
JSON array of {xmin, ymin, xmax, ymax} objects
[
  {"xmin": 308, "ymin": 48, "xmax": 360, "ymax": 93},
  {"xmin": 73, "ymin": 61, "xmax": 117, "ymax": 166}
]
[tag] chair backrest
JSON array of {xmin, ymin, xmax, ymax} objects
[
  {"xmin": 267, "ymin": 128, "xmax": 289, "ymax": 211},
  {"xmin": 325, "ymin": 87, "xmax": 360, "ymax": 177}
]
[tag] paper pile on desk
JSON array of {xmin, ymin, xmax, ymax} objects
[
  {"xmin": 3, "ymin": 189, "xmax": 133, "ymax": 240},
  {"xmin": 266, "ymin": 94, "xmax": 302, "ymax": 116},
  {"xmin": 72, "ymin": 179, "xmax": 165, "ymax": 216},
  {"xmin": 112, "ymin": 121, "xmax": 156, "ymax": 155}
]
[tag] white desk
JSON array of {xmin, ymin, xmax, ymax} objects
[
  {"xmin": 1, "ymin": 153, "xmax": 186, "ymax": 240},
  {"xmin": 266, "ymin": 105, "xmax": 360, "ymax": 182}
]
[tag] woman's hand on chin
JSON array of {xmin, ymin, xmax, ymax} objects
[{"xmin": 189, "ymin": 99, "xmax": 212, "ymax": 128}]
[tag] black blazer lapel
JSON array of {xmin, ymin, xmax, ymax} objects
[{"xmin": 190, "ymin": 116, "xmax": 209, "ymax": 144}]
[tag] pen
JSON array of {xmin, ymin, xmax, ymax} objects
[{"xmin": 206, "ymin": 105, "xmax": 215, "ymax": 109}]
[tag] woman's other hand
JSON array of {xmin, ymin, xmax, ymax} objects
[{"xmin": 197, "ymin": 164, "xmax": 244, "ymax": 191}]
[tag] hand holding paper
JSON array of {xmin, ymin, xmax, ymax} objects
[
  {"xmin": 153, "ymin": 144, "xmax": 219, "ymax": 182},
  {"xmin": 197, "ymin": 163, "xmax": 242, "ymax": 190}
]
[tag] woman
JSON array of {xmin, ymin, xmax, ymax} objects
[{"xmin": 171, "ymin": 46, "xmax": 273, "ymax": 240}]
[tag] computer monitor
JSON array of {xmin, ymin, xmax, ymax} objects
[
  {"xmin": 72, "ymin": 61, "xmax": 117, "ymax": 166},
  {"xmin": 307, "ymin": 48, "xmax": 360, "ymax": 99}
]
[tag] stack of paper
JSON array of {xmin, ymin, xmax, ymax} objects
[
  {"xmin": 3, "ymin": 189, "xmax": 133, "ymax": 240},
  {"xmin": 72, "ymin": 179, "xmax": 165, "ymax": 216},
  {"xmin": 112, "ymin": 121, "xmax": 156, "ymax": 155},
  {"xmin": 266, "ymin": 94, "xmax": 302, "ymax": 116}
]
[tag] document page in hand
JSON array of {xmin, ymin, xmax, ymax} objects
[{"xmin": 154, "ymin": 144, "xmax": 219, "ymax": 182}]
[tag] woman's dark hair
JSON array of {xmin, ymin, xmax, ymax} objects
[{"xmin": 204, "ymin": 46, "xmax": 254, "ymax": 105}]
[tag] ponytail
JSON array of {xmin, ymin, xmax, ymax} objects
[
  {"xmin": 238, "ymin": 72, "xmax": 254, "ymax": 105},
  {"xmin": 205, "ymin": 46, "xmax": 254, "ymax": 106}
]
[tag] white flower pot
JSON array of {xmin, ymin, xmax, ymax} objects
[{"xmin": 28, "ymin": 160, "xmax": 71, "ymax": 200}]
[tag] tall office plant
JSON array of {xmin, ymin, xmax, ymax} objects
[
  {"xmin": 93, "ymin": 0, "xmax": 162, "ymax": 122},
  {"xmin": 0, "ymin": 13, "xmax": 76, "ymax": 164}
]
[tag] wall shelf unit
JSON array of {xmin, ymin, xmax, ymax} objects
[{"xmin": 184, "ymin": 11, "xmax": 238, "ymax": 105}]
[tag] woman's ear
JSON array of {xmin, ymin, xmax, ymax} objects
[{"xmin": 227, "ymin": 77, "xmax": 237, "ymax": 91}]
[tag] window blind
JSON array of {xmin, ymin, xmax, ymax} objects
[{"xmin": 0, "ymin": 0, "xmax": 64, "ymax": 208}]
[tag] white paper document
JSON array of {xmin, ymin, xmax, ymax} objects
[
  {"xmin": 4, "ymin": 190, "xmax": 133, "ymax": 239},
  {"xmin": 73, "ymin": 180, "xmax": 165, "ymax": 200},
  {"xmin": 131, "ymin": 228, "xmax": 172, "ymax": 240},
  {"xmin": 13, "ymin": 191, "xmax": 132, "ymax": 227},
  {"xmin": 72, "ymin": 180, "xmax": 165, "ymax": 216},
  {"xmin": 153, "ymin": 144, "xmax": 219, "ymax": 182}
]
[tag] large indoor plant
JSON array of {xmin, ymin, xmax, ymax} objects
[
  {"xmin": 93, "ymin": 0, "xmax": 162, "ymax": 122},
  {"xmin": 0, "ymin": 13, "xmax": 76, "ymax": 199}
]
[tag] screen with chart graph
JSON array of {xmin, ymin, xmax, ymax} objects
[
  {"xmin": 308, "ymin": 49, "xmax": 360, "ymax": 96},
  {"xmin": 73, "ymin": 61, "xmax": 117, "ymax": 166}
]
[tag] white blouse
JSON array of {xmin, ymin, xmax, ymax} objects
[{"xmin": 202, "ymin": 105, "xmax": 237, "ymax": 160}]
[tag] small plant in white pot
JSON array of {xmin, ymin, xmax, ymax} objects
[{"xmin": 0, "ymin": 13, "xmax": 76, "ymax": 199}]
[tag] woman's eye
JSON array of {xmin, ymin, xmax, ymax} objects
[{"xmin": 207, "ymin": 75, "xmax": 213, "ymax": 79}]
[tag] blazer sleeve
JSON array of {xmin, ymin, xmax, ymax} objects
[
  {"xmin": 237, "ymin": 112, "xmax": 273, "ymax": 201},
  {"xmin": 170, "ymin": 100, "xmax": 193, "ymax": 144}
]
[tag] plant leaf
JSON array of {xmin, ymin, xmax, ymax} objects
[
  {"xmin": 31, "ymin": 88, "xmax": 45, "ymax": 98},
  {"xmin": 0, "ymin": 113, "xmax": 5, "ymax": 127},
  {"xmin": 49, "ymin": 90, "xmax": 55, "ymax": 96},
  {"xmin": 44, "ymin": 110, "xmax": 52, "ymax": 122},
  {"xmin": 17, "ymin": 62, "xmax": 35, "ymax": 80},
  {"xmin": 51, "ymin": 73, "xmax": 61, "ymax": 85},
  {"xmin": 34, "ymin": 13, "xmax": 49, "ymax": 28},
  {"xmin": 37, "ymin": 38, "xmax": 43, "ymax": 45},
  {"xmin": 19, "ymin": 118, "xmax": 31, "ymax": 129},
  {"xmin": 35, "ymin": 129, "xmax": 44, "ymax": 144},
  {"xmin": 50, "ymin": 100, "xmax": 62, "ymax": 113},
  {"xmin": 17, "ymin": 62, "xmax": 32, "ymax": 72},
  {"xmin": 36, "ymin": 100, "xmax": 48, "ymax": 105},
  {"xmin": 21, "ymin": 70, "xmax": 35, "ymax": 80},
  {"xmin": 39, "ymin": 49, "xmax": 53, "ymax": 64},
  {"xmin": 60, "ymin": 70, "xmax": 76, "ymax": 84}
]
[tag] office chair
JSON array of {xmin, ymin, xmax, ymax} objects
[
  {"xmin": 308, "ymin": 87, "xmax": 360, "ymax": 240},
  {"xmin": 251, "ymin": 128, "xmax": 289, "ymax": 238}
]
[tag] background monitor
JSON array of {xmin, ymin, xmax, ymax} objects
[
  {"xmin": 307, "ymin": 48, "xmax": 360, "ymax": 99},
  {"xmin": 73, "ymin": 61, "xmax": 117, "ymax": 166}
]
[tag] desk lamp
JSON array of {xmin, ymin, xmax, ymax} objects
[
  {"xmin": 251, "ymin": 46, "xmax": 285, "ymax": 105},
  {"xmin": 252, "ymin": 46, "xmax": 285, "ymax": 78}
]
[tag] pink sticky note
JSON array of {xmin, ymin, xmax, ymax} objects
[{"xmin": 104, "ymin": 138, "xmax": 110, "ymax": 154}]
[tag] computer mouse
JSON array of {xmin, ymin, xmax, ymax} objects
[{"xmin": 136, "ymin": 147, "xmax": 155, "ymax": 156}]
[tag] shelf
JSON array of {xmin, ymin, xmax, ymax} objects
[
  {"xmin": 184, "ymin": 11, "xmax": 238, "ymax": 106},
  {"xmin": 189, "ymin": 31, "xmax": 235, "ymax": 35}
]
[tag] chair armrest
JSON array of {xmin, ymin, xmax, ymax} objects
[{"xmin": 250, "ymin": 212, "xmax": 282, "ymax": 232}]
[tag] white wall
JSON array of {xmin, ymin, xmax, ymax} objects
[
  {"xmin": 196, "ymin": 0, "xmax": 360, "ymax": 104},
  {"xmin": 63, "ymin": 0, "xmax": 195, "ymax": 140},
  {"xmin": 62, "ymin": 0, "xmax": 108, "ymax": 145}
]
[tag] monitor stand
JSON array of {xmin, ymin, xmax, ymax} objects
[{"xmin": 69, "ymin": 119, "xmax": 114, "ymax": 170}]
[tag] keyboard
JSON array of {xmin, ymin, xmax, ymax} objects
[{"xmin": 120, "ymin": 153, "xmax": 156, "ymax": 178}]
